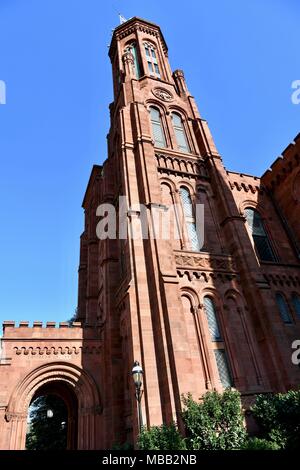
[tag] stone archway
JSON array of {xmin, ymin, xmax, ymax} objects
[
  {"xmin": 26, "ymin": 381, "xmax": 78, "ymax": 450},
  {"xmin": 4, "ymin": 362, "xmax": 102, "ymax": 450}
]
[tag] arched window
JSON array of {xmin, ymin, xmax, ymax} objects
[
  {"xmin": 125, "ymin": 43, "xmax": 141, "ymax": 79},
  {"xmin": 276, "ymin": 293, "xmax": 292, "ymax": 324},
  {"xmin": 171, "ymin": 113, "xmax": 190, "ymax": 153},
  {"xmin": 214, "ymin": 350, "xmax": 232, "ymax": 389},
  {"xmin": 150, "ymin": 107, "xmax": 166, "ymax": 148},
  {"xmin": 144, "ymin": 42, "xmax": 160, "ymax": 78},
  {"xmin": 203, "ymin": 297, "xmax": 221, "ymax": 341},
  {"xmin": 180, "ymin": 186, "xmax": 200, "ymax": 251},
  {"xmin": 291, "ymin": 293, "xmax": 300, "ymax": 319},
  {"xmin": 203, "ymin": 296, "xmax": 232, "ymax": 388},
  {"xmin": 244, "ymin": 208, "xmax": 276, "ymax": 262}
]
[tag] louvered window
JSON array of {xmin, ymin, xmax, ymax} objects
[
  {"xmin": 204, "ymin": 297, "xmax": 221, "ymax": 341},
  {"xmin": 292, "ymin": 293, "xmax": 300, "ymax": 318},
  {"xmin": 214, "ymin": 350, "xmax": 232, "ymax": 388},
  {"xmin": 172, "ymin": 113, "xmax": 190, "ymax": 153},
  {"xmin": 150, "ymin": 107, "xmax": 166, "ymax": 148},
  {"xmin": 144, "ymin": 43, "xmax": 161, "ymax": 79},
  {"xmin": 180, "ymin": 187, "xmax": 200, "ymax": 251},
  {"xmin": 276, "ymin": 293, "xmax": 292, "ymax": 324},
  {"xmin": 244, "ymin": 208, "xmax": 276, "ymax": 262}
]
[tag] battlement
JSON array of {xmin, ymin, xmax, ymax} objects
[
  {"xmin": 261, "ymin": 132, "xmax": 300, "ymax": 189},
  {"xmin": 3, "ymin": 320, "xmax": 82, "ymax": 329},
  {"xmin": 2, "ymin": 321, "xmax": 84, "ymax": 340}
]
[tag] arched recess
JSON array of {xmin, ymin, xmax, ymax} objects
[
  {"xmin": 160, "ymin": 180, "xmax": 181, "ymax": 249},
  {"xmin": 239, "ymin": 199, "xmax": 268, "ymax": 220},
  {"xmin": 224, "ymin": 289, "xmax": 263, "ymax": 388},
  {"xmin": 199, "ymin": 288, "xmax": 234, "ymax": 390},
  {"xmin": 5, "ymin": 362, "xmax": 102, "ymax": 450},
  {"xmin": 181, "ymin": 288, "xmax": 212, "ymax": 391},
  {"xmin": 196, "ymin": 183, "xmax": 222, "ymax": 252},
  {"xmin": 145, "ymin": 99, "xmax": 168, "ymax": 115}
]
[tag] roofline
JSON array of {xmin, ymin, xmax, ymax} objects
[
  {"xmin": 226, "ymin": 170, "xmax": 260, "ymax": 179},
  {"xmin": 108, "ymin": 16, "xmax": 168, "ymax": 59},
  {"xmin": 82, "ymin": 165, "xmax": 102, "ymax": 208}
]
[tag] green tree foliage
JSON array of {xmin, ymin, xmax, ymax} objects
[
  {"xmin": 241, "ymin": 437, "xmax": 280, "ymax": 450},
  {"xmin": 251, "ymin": 390, "xmax": 300, "ymax": 450},
  {"xmin": 26, "ymin": 395, "xmax": 68, "ymax": 450},
  {"xmin": 181, "ymin": 390, "xmax": 246, "ymax": 450},
  {"xmin": 138, "ymin": 422, "xmax": 186, "ymax": 450}
]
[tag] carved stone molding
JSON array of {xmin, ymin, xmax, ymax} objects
[
  {"xmin": 263, "ymin": 272, "xmax": 300, "ymax": 287},
  {"xmin": 229, "ymin": 180, "xmax": 263, "ymax": 194},
  {"xmin": 177, "ymin": 269, "xmax": 237, "ymax": 283},
  {"xmin": 13, "ymin": 346, "xmax": 101, "ymax": 356},
  {"xmin": 156, "ymin": 153, "xmax": 208, "ymax": 179},
  {"xmin": 152, "ymin": 87, "xmax": 174, "ymax": 102},
  {"xmin": 175, "ymin": 252, "xmax": 237, "ymax": 273}
]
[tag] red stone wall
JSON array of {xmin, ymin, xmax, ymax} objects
[{"xmin": 1, "ymin": 17, "xmax": 299, "ymax": 450}]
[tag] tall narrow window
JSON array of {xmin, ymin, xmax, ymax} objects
[
  {"xmin": 172, "ymin": 113, "xmax": 190, "ymax": 153},
  {"xmin": 292, "ymin": 293, "xmax": 300, "ymax": 318},
  {"xmin": 180, "ymin": 186, "xmax": 200, "ymax": 251},
  {"xmin": 203, "ymin": 296, "xmax": 233, "ymax": 388},
  {"xmin": 144, "ymin": 43, "xmax": 161, "ymax": 78},
  {"xmin": 214, "ymin": 350, "xmax": 233, "ymax": 388},
  {"xmin": 203, "ymin": 297, "xmax": 221, "ymax": 341},
  {"xmin": 244, "ymin": 208, "xmax": 276, "ymax": 262},
  {"xmin": 125, "ymin": 43, "xmax": 141, "ymax": 78},
  {"xmin": 276, "ymin": 293, "xmax": 292, "ymax": 324},
  {"xmin": 150, "ymin": 107, "xmax": 166, "ymax": 148}
]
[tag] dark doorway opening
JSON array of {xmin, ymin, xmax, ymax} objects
[{"xmin": 25, "ymin": 382, "xmax": 78, "ymax": 450}]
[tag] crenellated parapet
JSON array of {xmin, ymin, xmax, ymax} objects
[
  {"xmin": 261, "ymin": 132, "xmax": 300, "ymax": 191},
  {"xmin": 2, "ymin": 320, "xmax": 83, "ymax": 339}
]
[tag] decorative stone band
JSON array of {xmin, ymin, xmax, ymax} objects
[
  {"xmin": 229, "ymin": 180, "xmax": 263, "ymax": 194},
  {"xmin": 263, "ymin": 272, "xmax": 300, "ymax": 287},
  {"xmin": 12, "ymin": 346, "xmax": 101, "ymax": 355},
  {"xmin": 174, "ymin": 251, "xmax": 237, "ymax": 273},
  {"xmin": 177, "ymin": 270, "xmax": 237, "ymax": 283},
  {"xmin": 156, "ymin": 153, "xmax": 209, "ymax": 179}
]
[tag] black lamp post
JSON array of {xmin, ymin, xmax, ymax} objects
[{"xmin": 132, "ymin": 360, "xmax": 143, "ymax": 434}]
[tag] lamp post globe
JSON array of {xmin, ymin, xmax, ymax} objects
[
  {"xmin": 132, "ymin": 360, "xmax": 143, "ymax": 389},
  {"xmin": 131, "ymin": 360, "xmax": 144, "ymax": 435}
]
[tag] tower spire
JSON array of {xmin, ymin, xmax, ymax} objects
[{"xmin": 118, "ymin": 13, "xmax": 127, "ymax": 24}]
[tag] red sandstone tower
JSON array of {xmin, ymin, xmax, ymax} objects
[{"xmin": 0, "ymin": 17, "xmax": 299, "ymax": 449}]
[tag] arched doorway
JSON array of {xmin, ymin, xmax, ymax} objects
[
  {"xmin": 25, "ymin": 381, "xmax": 78, "ymax": 450},
  {"xmin": 5, "ymin": 362, "xmax": 102, "ymax": 449}
]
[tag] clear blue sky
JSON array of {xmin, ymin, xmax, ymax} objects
[{"xmin": 0, "ymin": 0, "xmax": 299, "ymax": 326}]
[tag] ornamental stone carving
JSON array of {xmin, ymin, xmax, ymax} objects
[
  {"xmin": 152, "ymin": 87, "xmax": 174, "ymax": 102},
  {"xmin": 175, "ymin": 253, "xmax": 237, "ymax": 272}
]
